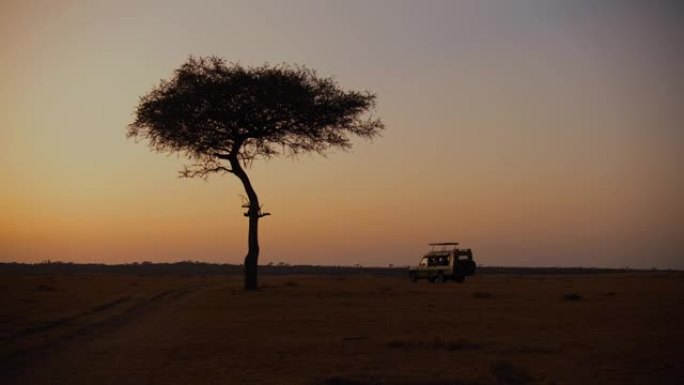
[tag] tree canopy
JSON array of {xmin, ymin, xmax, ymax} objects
[{"xmin": 128, "ymin": 56, "xmax": 384, "ymax": 176}]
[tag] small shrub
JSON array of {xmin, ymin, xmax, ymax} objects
[
  {"xmin": 386, "ymin": 338, "xmax": 479, "ymax": 352},
  {"xmin": 385, "ymin": 339, "xmax": 412, "ymax": 348},
  {"xmin": 37, "ymin": 284, "xmax": 56, "ymax": 291},
  {"xmin": 562, "ymin": 293, "xmax": 582, "ymax": 301},
  {"xmin": 322, "ymin": 375, "xmax": 483, "ymax": 385},
  {"xmin": 284, "ymin": 281, "xmax": 299, "ymax": 287},
  {"xmin": 432, "ymin": 338, "xmax": 480, "ymax": 351},
  {"xmin": 323, "ymin": 377, "xmax": 367, "ymax": 385},
  {"xmin": 473, "ymin": 292, "xmax": 493, "ymax": 299},
  {"xmin": 509, "ymin": 346, "xmax": 559, "ymax": 355},
  {"xmin": 490, "ymin": 360, "xmax": 533, "ymax": 385}
]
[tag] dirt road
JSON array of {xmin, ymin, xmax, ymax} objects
[{"xmin": 2, "ymin": 273, "xmax": 683, "ymax": 384}]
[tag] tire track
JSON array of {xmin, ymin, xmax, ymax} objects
[{"xmin": 1, "ymin": 280, "xmax": 222, "ymax": 381}]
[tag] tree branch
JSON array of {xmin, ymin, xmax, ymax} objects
[
  {"xmin": 179, "ymin": 164, "xmax": 233, "ymax": 179},
  {"xmin": 212, "ymin": 152, "xmax": 232, "ymax": 160}
]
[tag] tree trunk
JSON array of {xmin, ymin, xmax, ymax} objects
[
  {"xmin": 244, "ymin": 212, "xmax": 259, "ymax": 290},
  {"xmin": 230, "ymin": 157, "xmax": 261, "ymax": 291}
]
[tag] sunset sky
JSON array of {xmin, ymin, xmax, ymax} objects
[{"xmin": 2, "ymin": 0, "xmax": 682, "ymax": 269}]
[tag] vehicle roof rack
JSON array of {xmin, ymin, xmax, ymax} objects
[{"xmin": 429, "ymin": 242, "xmax": 459, "ymax": 246}]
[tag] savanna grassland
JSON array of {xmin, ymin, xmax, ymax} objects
[{"xmin": 1, "ymin": 272, "xmax": 682, "ymax": 385}]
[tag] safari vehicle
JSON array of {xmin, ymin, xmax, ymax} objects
[{"xmin": 408, "ymin": 242, "xmax": 476, "ymax": 283}]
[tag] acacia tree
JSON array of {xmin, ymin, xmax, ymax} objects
[{"xmin": 128, "ymin": 56, "xmax": 383, "ymax": 290}]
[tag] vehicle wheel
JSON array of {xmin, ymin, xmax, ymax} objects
[
  {"xmin": 464, "ymin": 260, "xmax": 476, "ymax": 275},
  {"xmin": 409, "ymin": 272, "xmax": 417, "ymax": 283},
  {"xmin": 454, "ymin": 275, "xmax": 465, "ymax": 283},
  {"xmin": 434, "ymin": 273, "xmax": 445, "ymax": 283}
]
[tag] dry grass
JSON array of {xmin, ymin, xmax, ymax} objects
[{"xmin": 1, "ymin": 272, "xmax": 682, "ymax": 385}]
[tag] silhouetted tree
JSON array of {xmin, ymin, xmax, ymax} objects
[{"xmin": 128, "ymin": 56, "xmax": 383, "ymax": 290}]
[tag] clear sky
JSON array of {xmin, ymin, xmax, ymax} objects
[{"xmin": 1, "ymin": 0, "xmax": 682, "ymax": 269}]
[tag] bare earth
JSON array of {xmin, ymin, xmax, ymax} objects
[{"xmin": 1, "ymin": 273, "xmax": 682, "ymax": 385}]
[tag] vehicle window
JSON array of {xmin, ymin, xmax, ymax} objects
[
  {"xmin": 426, "ymin": 255, "xmax": 450, "ymax": 266},
  {"xmin": 420, "ymin": 257, "xmax": 428, "ymax": 266}
]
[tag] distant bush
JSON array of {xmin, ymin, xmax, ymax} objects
[
  {"xmin": 385, "ymin": 339, "xmax": 411, "ymax": 348},
  {"xmin": 385, "ymin": 338, "xmax": 479, "ymax": 351},
  {"xmin": 472, "ymin": 291, "xmax": 493, "ymax": 299},
  {"xmin": 322, "ymin": 376, "xmax": 478, "ymax": 385},
  {"xmin": 490, "ymin": 360, "xmax": 533, "ymax": 385},
  {"xmin": 36, "ymin": 284, "xmax": 56, "ymax": 291},
  {"xmin": 432, "ymin": 337, "xmax": 480, "ymax": 351},
  {"xmin": 562, "ymin": 293, "xmax": 582, "ymax": 301},
  {"xmin": 323, "ymin": 376, "xmax": 367, "ymax": 385}
]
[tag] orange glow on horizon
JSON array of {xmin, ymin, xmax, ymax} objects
[{"xmin": 1, "ymin": 1, "xmax": 682, "ymax": 269}]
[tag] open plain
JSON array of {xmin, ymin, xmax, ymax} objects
[{"xmin": 1, "ymin": 272, "xmax": 682, "ymax": 385}]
